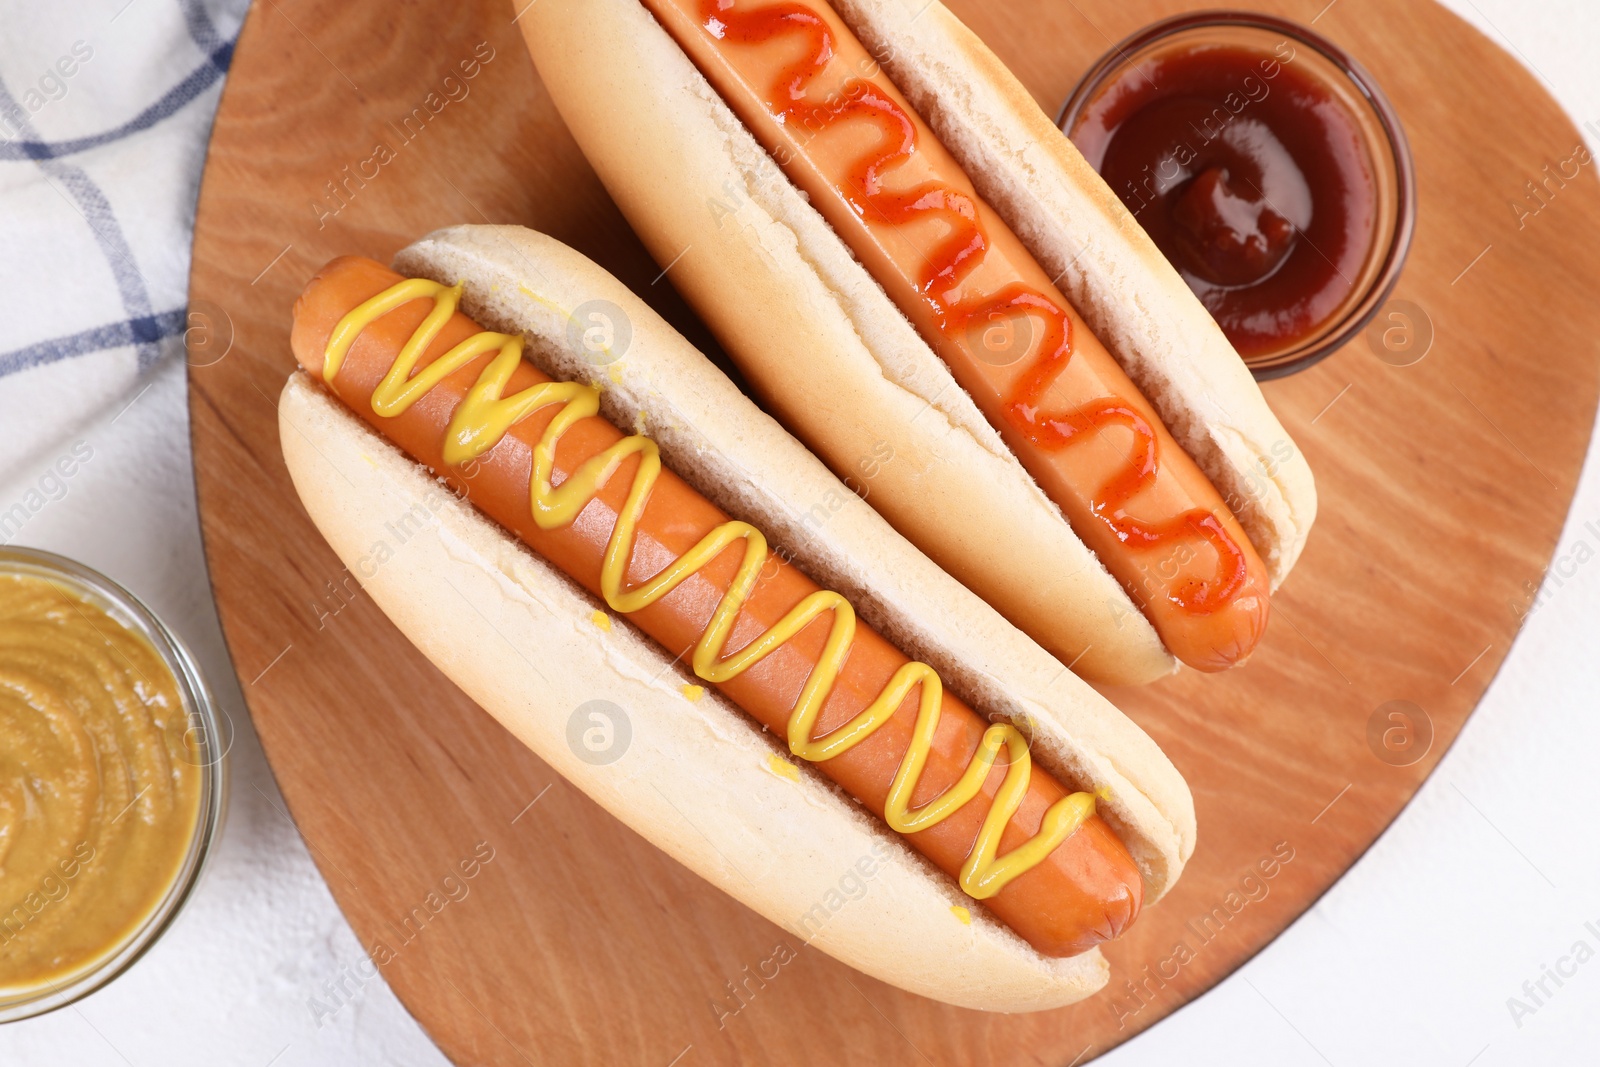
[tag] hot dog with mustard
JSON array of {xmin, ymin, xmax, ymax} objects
[{"xmin": 277, "ymin": 225, "xmax": 1196, "ymax": 1011}]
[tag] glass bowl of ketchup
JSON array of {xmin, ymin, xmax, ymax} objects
[{"xmin": 1059, "ymin": 11, "xmax": 1415, "ymax": 378}]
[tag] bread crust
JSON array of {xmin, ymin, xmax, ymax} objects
[{"xmin": 277, "ymin": 224, "xmax": 1196, "ymax": 1011}]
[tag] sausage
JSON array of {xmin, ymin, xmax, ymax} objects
[
  {"xmin": 639, "ymin": 0, "xmax": 1273, "ymax": 672},
  {"xmin": 290, "ymin": 256, "xmax": 1143, "ymax": 958}
]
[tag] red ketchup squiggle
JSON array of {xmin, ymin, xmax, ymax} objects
[{"xmin": 701, "ymin": 0, "xmax": 1248, "ymax": 615}]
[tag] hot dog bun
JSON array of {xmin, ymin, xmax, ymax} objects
[
  {"xmin": 519, "ymin": 0, "xmax": 1317, "ymax": 685},
  {"xmin": 278, "ymin": 224, "xmax": 1195, "ymax": 1011}
]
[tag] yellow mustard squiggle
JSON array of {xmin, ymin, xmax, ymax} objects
[{"xmin": 324, "ymin": 277, "xmax": 1100, "ymax": 900}]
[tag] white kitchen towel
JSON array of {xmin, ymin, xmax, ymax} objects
[{"xmin": 0, "ymin": 0, "xmax": 247, "ymax": 494}]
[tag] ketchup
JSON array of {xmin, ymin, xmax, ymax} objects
[{"xmin": 1070, "ymin": 42, "xmax": 1378, "ymax": 358}]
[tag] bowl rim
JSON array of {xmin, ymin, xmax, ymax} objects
[
  {"xmin": 1056, "ymin": 9, "xmax": 1417, "ymax": 380},
  {"xmin": 0, "ymin": 546, "xmax": 230, "ymax": 1023}
]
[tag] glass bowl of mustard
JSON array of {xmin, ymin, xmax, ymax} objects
[
  {"xmin": 1059, "ymin": 11, "xmax": 1415, "ymax": 378},
  {"xmin": 0, "ymin": 546, "xmax": 228, "ymax": 1022}
]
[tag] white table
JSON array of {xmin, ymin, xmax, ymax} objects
[{"xmin": 0, "ymin": 1, "xmax": 1595, "ymax": 1063}]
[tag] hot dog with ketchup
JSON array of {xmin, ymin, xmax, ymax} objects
[
  {"xmin": 277, "ymin": 225, "xmax": 1196, "ymax": 1011},
  {"xmin": 520, "ymin": 0, "xmax": 1318, "ymax": 684}
]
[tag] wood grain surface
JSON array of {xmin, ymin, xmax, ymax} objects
[{"xmin": 186, "ymin": 0, "xmax": 1600, "ymax": 1063}]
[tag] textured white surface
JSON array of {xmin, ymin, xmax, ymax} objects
[{"xmin": 0, "ymin": 0, "xmax": 1594, "ymax": 1064}]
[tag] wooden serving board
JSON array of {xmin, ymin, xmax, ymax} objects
[{"xmin": 187, "ymin": 0, "xmax": 1600, "ymax": 1062}]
